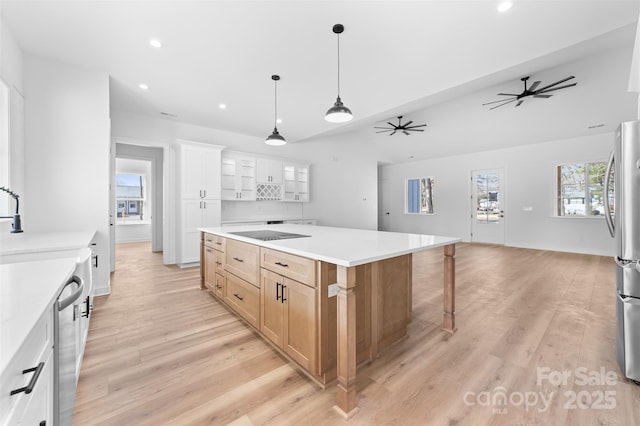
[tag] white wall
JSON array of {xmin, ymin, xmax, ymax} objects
[
  {"xmin": 380, "ymin": 132, "xmax": 616, "ymax": 256},
  {"xmin": 0, "ymin": 16, "xmax": 24, "ymax": 234},
  {"xmin": 24, "ymin": 54, "xmax": 111, "ymax": 294}
]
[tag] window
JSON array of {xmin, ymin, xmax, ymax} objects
[
  {"xmin": 406, "ymin": 177, "xmax": 434, "ymax": 214},
  {"xmin": 556, "ymin": 162, "xmax": 612, "ymax": 217},
  {"xmin": 116, "ymin": 174, "xmax": 146, "ymax": 224}
]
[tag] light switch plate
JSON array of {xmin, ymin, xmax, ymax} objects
[{"xmin": 328, "ymin": 283, "xmax": 339, "ymax": 297}]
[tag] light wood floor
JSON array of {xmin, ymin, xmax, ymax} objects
[{"xmin": 73, "ymin": 242, "xmax": 640, "ymax": 425}]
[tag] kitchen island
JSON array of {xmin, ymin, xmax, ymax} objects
[{"xmin": 199, "ymin": 224, "xmax": 460, "ymax": 418}]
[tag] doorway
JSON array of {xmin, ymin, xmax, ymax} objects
[
  {"xmin": 471, "ymin": 169, "xmax": 505, "ymax": 244},
  {"xmin": 378, "ymin": 166, "xmax": 391, "ymax": 231},
  {"xmin": 111, "ymin": 143, "xmax": 164, "ymax": 272}
]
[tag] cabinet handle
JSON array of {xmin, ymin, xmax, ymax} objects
[
  {"xmin": 82, "ymin": 295, "xmax": 90, "ymax": 318},
  {"xmin": 215, "ymin": 261, "xmax": 222, "ymax": 266},
  {"xmin": 203, "ymin": 189, "xmax": 206, "ymax": 198},
  {"xmin": 281, "ymin": 285, "xmax": 287, "ymax": 303},
  {"xmin": 275, "ymin": 261, "xmax": 289, "ymax": 268},
  {"xmin": 276, "ymin": 282, "xmax": 281, "ymax": 301},
  {"xmin": 215, "ymin": 284, "xmax": 222, "ymax": 289},
  {"xmin": 10, "ymin": 362, "xmax": 45, "ymax": 395},
  {"xmin": 215, "ymin": 242, "xmax": 222, "ymax": 246},
  {"xmin": 203, "ymin": 201, "xmax": 207, "ymax": 209},
  {"xmin": 233, "ymin": 257, "xmax": 244, "ymax": 263},
  {"xmin": 206, "ymin": 249, "xmax": 212, "ymax": 253},
  {"xmin": 92, "ymin": 254, "xmax": 98, "ymax": 268},
  {"xmin": 233, "ymin": 293, "xmax": 244, "ymax": 301}
]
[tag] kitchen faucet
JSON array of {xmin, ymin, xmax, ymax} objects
[{"xmin": 0, "ymin": 186, "xmax": 23, "ymax": 233}]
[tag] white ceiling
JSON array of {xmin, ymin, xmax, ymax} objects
[{"xmin": 1, "ymin": 0, "xmax": 639, "ymax": 162}]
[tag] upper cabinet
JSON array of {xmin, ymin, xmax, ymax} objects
[
  {"xmin": 222, "ymin": 151, "xmax": 310, "ymax": 203},
  {"xmin": 181, "ymin": 145, "xmax": 221, "ymax": 200},
  {"xmin": 256, "ymin": 158, "xmax": 283, "ymax": 184},
  {"xmin": 283, "ymin": 163, "xmax": 309, "ymax": 202},
  {"xmin": 221, "ymin": 154, "xmax": 256, "ymax": 201}
]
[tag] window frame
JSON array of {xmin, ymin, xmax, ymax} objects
[
  {"xmin": 555, "ymin": 160, "xmax": 609, "ymax": 219},
  {"xmin": 0, "ymin": 78, "xmax": 10, "ymax": 217},
  {"xmin": 405, "ymin": 176, "xmax": 435, "ymax": 215}
]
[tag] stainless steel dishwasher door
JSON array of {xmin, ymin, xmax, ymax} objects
[{"xmin": 54, "ymin": 275, "xmax": 84, "ymax": 426}]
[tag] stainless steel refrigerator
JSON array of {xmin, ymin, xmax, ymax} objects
[{"xmin": 605, "ymin": 120, "xmax": 640, "ymax": 384}]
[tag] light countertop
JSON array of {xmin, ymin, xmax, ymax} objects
[
  {"xmin": 0, "ymin": 230, "xmax": 96, "ymax": 257},
  {"xmin": 0, "ymin": 257, "xmax": 77, "ymax": 373},
  {"xmin": 199, "ymin": 224, "xmax": 461, "ymax": 267}
]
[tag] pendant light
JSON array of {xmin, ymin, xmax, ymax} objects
[
  {"xmin": 325, "ymin": 23, "xmax": 353, "ymax": 123},
  {"xmin": 266, "ymin": 74, "xmax": 286, "ymax": 146}
]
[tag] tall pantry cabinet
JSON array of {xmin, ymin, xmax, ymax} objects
[{"xmin": 177, "ymin": 141, "xmax": 224, "ymax": 265}]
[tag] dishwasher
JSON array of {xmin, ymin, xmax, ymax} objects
[{"xmin": 54, "ymin": 274, "xmax": 84, "ymax": 426}]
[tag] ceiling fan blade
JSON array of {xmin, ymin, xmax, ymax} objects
[
  {"xmin": 402, "ymin": 130, "xmax": 410, "ymax": 136},
  {"xmin": 497, "ymin": 93, "xmax": 519, "ymax": 96},
  {"xmin": 534, "ymin": 76, "xmax": 575, "ymax": 93},
  {"xmin": 389, "ymin": 131, "xmax": 396, "ymax": 136},
  {"xmin": 387, "ymin": 122, "xmax": 398, "ymax": 128},
  {"xmin": 515, "ymin": 100, "xmax": 524, "ymax": 107},
  {"xmin": 374, "ymin": 126, "xmax": 393, "ymax": 129},
  {"xmin": 533, "ymin": 94, "xmax": 552, "ymax": 98},
  {"xmin": 376, "ymin": 130, "xmax": 394, "ymax": 133},
  {"xmin": 535, "ymin": 82, "xmax": 577, "ymax": 94},
  {"xmin": 528, "ymin": 81, "xmax": 541, "ymax": 92},
  {"xmin": 405, "ymin": 124, "xmax": 427, "ymax": 129},
  {"xmin": 408, "ymin": 128, "xmax": 425, "ymax": 132},
  {"xmin": 489, "ymin": 98, "xmax": 518, "ymax": 110},
  {"xmin": 403, "ymin": 121, "xmax": 413, "ymax": 127},
  {"xmin": 483, "ymin": 97, "xmax": 516, "ymax": 106}
]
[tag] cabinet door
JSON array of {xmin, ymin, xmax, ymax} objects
[
  {"xmin": 182, "ymin": 200, "xmax": 204, "ymax": 263},
  {"xmin": 203, "ymin": 149, "xmax": 221, "ymax": 199},
  {"xmin": 202, "ymin": 199, "xmax": 221, "ymax": 227},
  {"xmin": 283, "ymin": 278, "xmax": 316, "ymax": 373},
  {"xmin": 260, "ymin": 269, "xmax": 284, "ymax": 346},
  {"xmin": 204, "ymin": 246, "xmax": 216, "ymax": 291},
  {"xmin": 257, "ymin": 159, "xmax": 282, "ymax": 184},
  {"xmin": 221, "ymin": 156, "xmax": 239, "ymax": 200},
  {"xmin": 237, "ymin": 157, "xmax": 257, "ymax": 200},
  {"xmin": 182, "ymin": 148, "xmax": 206, "ymax": 199}
]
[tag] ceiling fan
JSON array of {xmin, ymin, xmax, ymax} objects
[
  {"xmin": 483, "ymin": 75, "xmax": 577, "ymax": 110},
  {"xmin": 374, "ymin": 116, "xmax": 427, "ymax": 136}
]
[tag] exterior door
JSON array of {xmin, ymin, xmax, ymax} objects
[{"xmin": 471, "ymin": 169, "xmax": 505, "ymax": 244}]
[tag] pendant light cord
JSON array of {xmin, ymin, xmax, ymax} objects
[
  {"xmin": 274, "ymin": 78, "xmax": 278, "ymax": 129},
  {"xmin": 336, "ymin": 33, "xmax": 341, "ymax": 97}
]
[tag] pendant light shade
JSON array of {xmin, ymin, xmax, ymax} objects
[
  {"xmin": 325, "ymin": 24, "xmax": 353, "ymax": 123},
  {"xmin": 266, "ymin": 74, "xmax": 286, "ymax": 146}
]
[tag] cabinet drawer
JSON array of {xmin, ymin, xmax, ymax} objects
[
  {"xmin": 204, "ymin": 233, "xmax": 226, "ymax": 251},
  {"xmin": 225, "ymin": 273, "xmax": 260, "ymax": 328},
  {"xmin": 260, "ymin": 247, "xmax": 316, "ymax": 288},
  {"xmin": 225, "ymin": 239, "xmax": 259, "ymax": 287},
  {"xmin": 1, "ymin": 306, "xmax": 53, "ymax": 426}
]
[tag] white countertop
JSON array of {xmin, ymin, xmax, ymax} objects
[
  {"xmin": 0, "ymin": 230, "xmax": 96, "ymax": 257},
  {"xmin": 199, "ymin": 224, "xmax": 461, "ymax": 267},
  {"xmin": 0, "ymin": 257, "xmax": 77, "ymax": 373}
]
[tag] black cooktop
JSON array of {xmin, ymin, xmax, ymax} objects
[{"xmin": 228, "ymin": 230, "xmax": 311, "ymax": 241}]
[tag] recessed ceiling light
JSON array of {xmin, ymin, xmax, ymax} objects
[
  {"xmin": 149, "ymin": 39, "xmax": 163, "ymax": 48},
  {"xmin": 219, "ymin": 103, "xmax": 227, "ymax": 110},
  {"xmin": 139, "ymin": 83, "xmax": 149, "ymax": 90},
  {"xmin": 497, "ymin": 1, "xmax": 512, "ymax": 12}
]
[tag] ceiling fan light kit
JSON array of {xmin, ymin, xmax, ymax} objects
[
  {"xmin": 265, "ymin": 74, "xmax": 286, "ymax": 146},
  {"xmin": 325, "ymin": 23, "xmax": 353, "ymax": 123},
  {"xmin": 483, "ymin": 75, "xmax": 577, "ymax": 110},
  {"xmin": 374, "ymin": 116, "xmax": 427, "ymax": 136}
]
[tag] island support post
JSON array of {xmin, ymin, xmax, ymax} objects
[
  {"xmin": 335, "ymin": 265, "xmax": 359, "ymax": 418},
  {"xmin": 442, "ymin": 243, "xmax": 456, "ymax": 333}
]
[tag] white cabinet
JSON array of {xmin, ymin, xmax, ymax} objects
[
  {"xmin": 178, "ymin": 141, "xmax": 223, "ymax": 265},
  {"xmin": 1, "ymin": 306, "xmax": 53, "ymax": 426},
  {"xmin": 182, "ymin": 146, "xmax": 221, "ymax": 199},
  {"xmin": 221, "ymin": 154, "xmax": 256, "ymax": 201},
  {"xmin": 256, "ymin": 158, "xmax": 283, "ymax": 184},
  {"xmin": 283, "ymin": 163, "xmax": 310, "ymax": 202}
]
